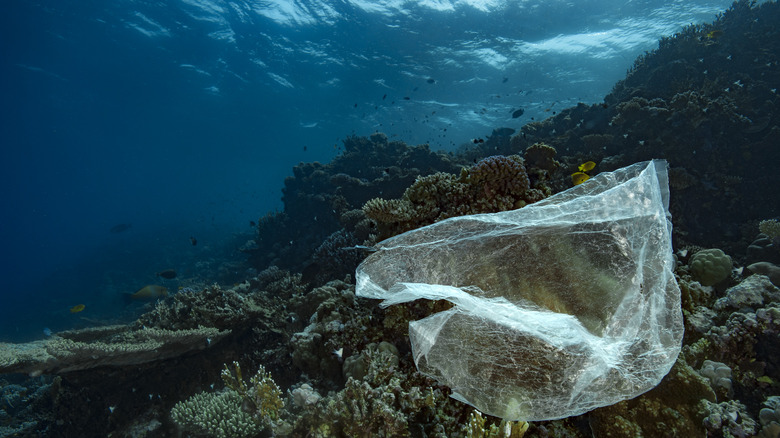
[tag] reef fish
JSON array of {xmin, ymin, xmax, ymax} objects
[
  {"xmin": 70, "ymin": 304, "xmax": 85, "ymax": 313},
  {"xmin": 578, "ymin": 161, "xmax": 596, "ymax": 172},
  {"xmin": 128, "ymin": 285, "xmax": 169, "ymax": 300},
  {"xmin": 156, "ymin": 269, "xmax": 177, "ymax": 279},
  {"xmin": 511, "ymin": 108, "xmax": 524, "ymax": 118},
  {"xmin": 571, "ymin": 172, "xmax": 590, "ymax": 185}
]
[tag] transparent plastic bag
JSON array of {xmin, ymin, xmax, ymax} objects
[{"xmin": 356, "ymin": 160, "xmax": 682, "ymax": 420}]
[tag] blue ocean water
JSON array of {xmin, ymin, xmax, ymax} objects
[{"xmin": 0, "ymin": 0, "xmax": 736, "ymax": 342}]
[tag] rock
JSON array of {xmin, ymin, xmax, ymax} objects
[
  {"xmin": 715, "ymin": 274, "xmax": 780, "ymax": 311},
  {"xmin": 748, "ymin": 262, "xmax": 780, "ymax": 287}
]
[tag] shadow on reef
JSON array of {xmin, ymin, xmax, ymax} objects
[{"xmin": 2, "ymin": 1, "xmax": 780, "ymax": 437}]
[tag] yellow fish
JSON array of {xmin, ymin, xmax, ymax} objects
[
  {"xmin": 70, "ymin": 304, "xmax": 86, "ymax": 313},
  {"xmin": 705, "ymin": 29, "xmax": 723, "ymax": 39},
  {"xmin": 571, "ymin": 172, "xmax": 590, "ymax": 185},
  {"xmin": 578, "ymin": 161, "xmax": 596, "ymax": 172},
  {"xmin": 128, "ymin": 285, "xmax": 169, "ymax": 300}
]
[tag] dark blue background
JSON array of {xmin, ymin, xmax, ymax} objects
[{"xmin": 0, "ymin": 0, "xmax": 733, "ymax": 341}]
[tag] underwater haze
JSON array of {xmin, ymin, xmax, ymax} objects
[{"xmin": 1, "ymin": 0, "xmax": 735, "ymax": 342}]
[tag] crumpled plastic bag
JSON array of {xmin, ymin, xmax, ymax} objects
[{"xmin": 355, "ymin": 160, "xmax": 682, "ymax": 421}]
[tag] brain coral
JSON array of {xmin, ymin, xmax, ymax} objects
[{"xmin": 690, "ymin": 248, "xmax": 732, "ymax": 286}]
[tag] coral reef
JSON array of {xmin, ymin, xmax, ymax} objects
[
  {"xmin": 760, "ymin": 220, "xmax": 780, "ymax": 241},
  {"xmin": 464, "ymin": 410, "xmax": 529, "ymax": 438},
  {"xmin": 221, "ymin": 361, "xmax": 284, "ymax": 424},
  {"xmin": 589, "ymin": 357, "xmax": 716, "ymax": 437},
  {"xmin": 758, "ymin": 396, "xmax": 780, "ymax": 438},
  {"xmin": 0, "ymin": 324, "xmax": 228, "ymax": 375},
  {"xmin": 748, "ymin": 262, "xmax": 780, "ymax": 287},
  {"xmin": 170, "ymin": 389, "xmax": 266, "ymax": 438},
  {"xmin": 290, "ymin": 346, "xmax": 443, "ymax": 437},
  {"xmin": 244, "ymin": 133, "xmax": 464, "ymax": 276},
  {"xmin": 0, "ymin": 376, "xmax": 55, "ymax": 436},
  {"xmin": 170, "ymin": 361, "xmax": 285, "ymax": 437},
  {"xmin": 690, "ymin": 248, "xmax": 733, "ymax": 286},
  {"xmin": 363, "ymin": 153, "xmax": 550, "ymax": 239},
  {"xmin": 3, "ymin": 1, "xmax": 780, "ymax": 436},
  {"xmin": 510, "ymin": 0, "xmax": 780, "ymax": 251}
]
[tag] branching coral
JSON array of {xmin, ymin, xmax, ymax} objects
[
  {"xmin": 298, "ymin": 347, "xmax": 439, "ymax": 437},
  {"xmin": 170, "ymin": 389, "xmax": 264, "ymax": 438},
  {"xmin": 759, "ymin": 220, "xmax": 780, "ymax": 240},
  {"xmin": 170, "ymin": 362, "xmax": 285, "ymax": 437},
  {"xmin": 221, "ymin": 361, "xmax": 284, "ymax": 423}
]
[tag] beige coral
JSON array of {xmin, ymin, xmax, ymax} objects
[
  {"xmin": 0, "ymin": 324, "xmax": 229, "ymax": 375},
  {"xmin": 170, "ymin": 389, "xmax": 264, "ymax": 438},
  {"xmin": 759, "ymin": 219, "xmax": 780, "ymax": 239}
]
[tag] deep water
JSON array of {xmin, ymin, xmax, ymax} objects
[{"xmin": 0, "ymin": 0, "xmax": 740, "ymax": 342}]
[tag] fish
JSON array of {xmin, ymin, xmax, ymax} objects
[
  {"xmin": 502, "ymin": 77, "xmax": 508, "ymax": 83},
  {"xmin": 110, "ymin": 223, "xmax": 132, "ymax": 234},
  {"xmin": 249, "ymin": 220, "xmax": 256, "ymax": 227},
  {"xmin": 70, "ymin": 304, "xmax": 86, "ymax": 313},
  {"xmin": 156, "ymin": 269, "xmax": 177, "ymax": 279},
  {"xmin": 571, "ymin": 172, "xmax": 590, "ymax": 185},
  {"xmin": 578, "ymin": 161, "xmax": 596, "ymax": 172},
  {"xmin": 511, "ymin": 108, "xmax": 524, "ymax": 118},
  {"xmin": 427, "ymin": 78, "xmax": 435, "ymax": 84},
  {"xmin": 43, "ymin": 327, "xmax": 52, "ymax": 337},
  {"xmin": 705, "ymin": 29, "xmax": 723, "ymax": 39},
  {"xmin": 190, "ymin": 236, "xmax": 197, "ymax": 246},
  {"xmin": 127, "ymin": 285, "xmax": 169, "ymax": 300},
  {"xmin": 382, "ymin": 94, "xmax": 387, "ymax": 100}
]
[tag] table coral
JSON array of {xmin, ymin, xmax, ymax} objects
[{"xmin": 0, "ymin": 325, "xmax": 229, "ymax": 375}]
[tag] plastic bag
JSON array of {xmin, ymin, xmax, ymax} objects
[{"xmin": 356, "ymin": 160, "xmax": 682, "ymax": 421}]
